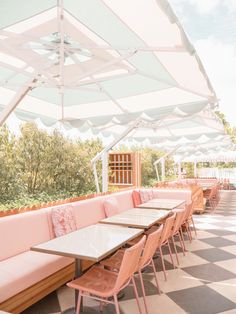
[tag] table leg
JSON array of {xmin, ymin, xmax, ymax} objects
[
  {"xmin": 62, "ymin": 259, "xmax": 82, "ymax": 314},
  {"xmin": 75, "ymin": 259, "xmax": 83, "ymax": 312}
]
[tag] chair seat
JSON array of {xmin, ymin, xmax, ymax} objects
[{"xmin": 67, "ymin": 266, "xmax": 119, "ymax": 298}]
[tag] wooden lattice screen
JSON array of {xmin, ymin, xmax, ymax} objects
[{"xmin": 108, "ymin": 152, "xmax": 141, "ymax": 189}]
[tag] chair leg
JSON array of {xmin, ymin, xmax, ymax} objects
[
  {"xmin": 114, "ymin": 294, "xmax": 121, "ymax": 314},
  {"xmin": 171, "ymin": 236, "xmax": 179, "ymax": 265},
  {"xmin": 76, "ymin": 291, "xmax": 82, "ymax": 314},
  {"xmin": 99, "ymin": 300, "xmax": 105, "ymax": 313},
  {"xmin": 138, "ymin": 270, "xmax": 149, "ymax": 314},
  {"xmin": 185, "ymin": 223, "xmax": 192, "ymax": 243},
  {"xmin": 177, "ymin": 231, "xmax": 185, "ymax": 256},
  {"xmin": 167, "ymin": 239, "xmax": 175, "ymax": 268},
  {"xmin": 131, "ymin": 276, "xmax": 143, "ymax": 314},
  {"xmin": 159, "ymin": 246, "xmax": 167, "ymax": 281},
  {"xmin": 179, "ymin": 228, "xmax": 187, "ymax": 253},
  {"xmin": 151, "ymin": 258, "xmax": 161, "ymax": 295},
  {"xmin": 188, "ymin": 223, "xmax": 193, "ymax": 242},
  {"xmin": 210, "ymin": 199, "xmax": 215, "ymax": 211},
  {"xmin": 191, "ymin": 217, "xmax": 197, "ymax": 237}
]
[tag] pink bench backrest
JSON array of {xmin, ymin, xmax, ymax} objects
[
  {"xmin": 72, "ymin": 190, "xmax": 134, "ymax": 227},
  {"xmin": 72, "ymin": 197, "xmax": 105, "ymax": 229},
  {"xmin": 0, "ymin": 190, "xmax": 134, "ymax": 261},
  {"xmin": 0, "ymin": 209, "xmax": 52, "ymax": 261},
  {"xmin": 110, "ymin": 190, "xmax": 134, "ymax": 212}
]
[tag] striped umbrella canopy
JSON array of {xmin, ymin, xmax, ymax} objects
[{"xmin": 0, "ymin": 0, "xmax": 217, "ymax": 130}]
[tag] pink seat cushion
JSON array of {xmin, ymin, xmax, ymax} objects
[
  {"xmin": 139, "ymin": 189, "xmax": 154, "ymax": 203},
  {"xmin": 132, "ymin": 190, "xmax": 142, "ymax": 206},
  {"xmin": 103, "ymin": 197, "xmax": 119, "ymax": 217},
  {"xmin": 51, "ymin": 205, "xmax": 77, "ymax": 237},
  {"xmin": 0, "ymin": 251, "xmax": 74, "ymax": 303}
]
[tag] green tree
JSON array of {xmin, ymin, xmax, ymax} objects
[
  {"xmin": 0, "ymin": 122, "xmax": 104, "ymax": 210},
  {"xmin": 16, "ymin": 123, "xmax": 49, "ymax": 194},
  {"xmin": 0, "ymin": 125, "xmax": 20, "ymax": 201}
]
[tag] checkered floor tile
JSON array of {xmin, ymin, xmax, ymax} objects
[{"xmin": 22, "ymin": 191, "xmax": 236, "ymax": 314}]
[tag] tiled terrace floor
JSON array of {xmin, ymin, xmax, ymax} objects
[{"xmin": 23, "ymin": 191, "xmax": 236, "ymax": 314}]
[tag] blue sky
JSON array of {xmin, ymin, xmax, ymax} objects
[{"xmin": 169, "ymin": 0, "xmax": 236, "ymax": 126}]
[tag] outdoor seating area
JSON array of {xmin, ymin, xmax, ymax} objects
[
  {"xmin": 1, "ymin": 180, "xmax": 233, "ymax": 314},
  {"xmin": 1, "ymin": 188, "xmax": 236, "ymax": 313},
  {"xmin": 0, "ymin": 188, "xmax": 184, "ymax": 312}
]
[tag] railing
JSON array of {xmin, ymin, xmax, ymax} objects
[
  {"xmin": 0, "ymin": 187, "xmax": 134, "ymax": 218},
  {"xmin": 197, "ymin": 168, "xmax": 236, "ymax": 180}
]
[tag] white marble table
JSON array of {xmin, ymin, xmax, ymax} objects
[
  {"xmin": 32, "ymin": 224, "xmax": 143, "ymax": 313},
  {"xmin": 100, "ymin": 208, "xmax": 169, "ymax": 229},
  {"xmin": 32, "ymin": 224, "xmax": 143, "ymax": 262},
  {"xmin": 137, "ymin": 198, "xmax": 185, "ymax": 210}
]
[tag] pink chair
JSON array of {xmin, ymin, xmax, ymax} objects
[
  {"xmin": 215, "ymin": 183, "xmax": 221, "ymax": 202},
  {"xmin": 204, "ymin": 186, "xmax": 218, "ymax": 211},
  {"xmin": 158, "ymin": 213, "xmax": 176, "ymax": 281},
  {"xmin": 100, "ymin": 225, "xmax": 163, "ymax": 314},
  {"xmin": 189, "ymin": 202, "xmax": 198, "ymax": 237},
  {"xmin": 181, "ymin": 203, "xmax": 197, "ymax": 242},
  {"xmin": 223, "ymin": 178, "xmax": 230, "ymax": 190},
  {"xmin": 67, "ymin": 235, "xmax": 146, "ymax": 314},
  {"xmin": 170, "ymin": 208, "xmax": 186, "ymax": 265}
]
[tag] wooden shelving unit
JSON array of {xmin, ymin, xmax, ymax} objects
[{"xmin": 108, "ymin": 152, "xmax": 141, "ymax": 189}]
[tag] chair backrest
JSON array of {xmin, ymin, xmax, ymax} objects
[
  {"xmin": 171, "ymin": 208, "xmax": 185, "ymax": 235},
  {"xmin": 139, "ymin": 225, "xmax": 163, "ymax": 269},
  {"xmin": 183, "ymin": 203, "xmax": 193, "ymax": 222},
  {"xmin": 206, "ymin": 186, "xmax": 217, "ymax": 202},
  {"xmin": 114, "ymin": 235, "xmax": 146, "ymax": 291},
  {"xmin": 160, "ymin": 213, "xmax": 176, "ymax": 244}
]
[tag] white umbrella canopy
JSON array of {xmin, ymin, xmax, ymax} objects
[
  {"xmin": 119, "ymin": 109, "xmax": 227, "ymax": 145},
  {"xmin": 0, "ymin": 0, "xmax": 216, "ymax": 128},
  {"xmin": 154, "ymin": 135, "xmax": 232, "ymax": 153},
  {"xmin": 152, "ymin": 134, "xmax": 228, "ymax": 149},
  {"xmin": 173, "ymin": 139, "xmax": 233, "ymax": 160},
  {"xmin": 181, "ymin": 150, "xmax": 236, "ymax": 163}
]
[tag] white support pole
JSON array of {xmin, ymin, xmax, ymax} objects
[
  {"xmin": 68, "ymin": 51, "xmax": 128, "ymax": 114},
  {"xmin": 102, "ymin": 152, "xmax": 108, "ymax": 193},
  {"xmin": 92, "ymin": 120, "xmax": 141, "ymax": 165},
  {"xmin": 74, "ymin": 71, "xmax": 134, "ymax": 87},
  {"xmin": 178, "ymin": 162, "xmax": 182, "ymax": 179},
  {"xmin": 93, "ymin": 163, "xmax": 100, "ymax": 193},
  {"xmin": 0, "ymin": 77, "xmax": 38, "ymax": 127},
  {"xmin": 0, "ymin": 38, "xmax": 58, "ymax": 86},
  {"xmin": 155, "ymin": 164, "xmax": 160, "ymax": 182},
  {"xmin": 71, "ymin": 50, "xmax": 137, "ymax": 85},
  {"xmin": 161, "ymin": 158, "xmax": 165, "ymax": 181},
  {"xmin": 153, "ymin": 145, "xmax": 180, "ymax": 167},
  {"xmin": 63, "ymin": 44, "xmax": 187, "ymax": 53},
  {"xmin": 58, "ymin": 0, "xmax": 64, "ymax": 87},
  {"xmin": 91, "ymin": 119, "xmax": 142, "ymax": 193},
  {"xmin": 153, "ymin": 145, "xmax": 180, "ymax": 181},
  {"xmin": 58, "ymin": 0, "xmax": 65, "ymax": 121},
  {"xmin": 194, "ymin": 161, "xmax": 197, "ymax": 177}
]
